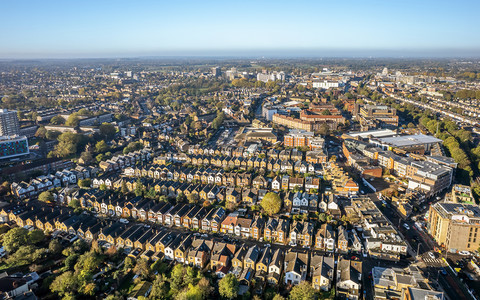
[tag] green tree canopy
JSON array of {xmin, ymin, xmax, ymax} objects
[
  {"xmin": 289, "ymin": 281, "xmax": 316, "ymax": 300},
  {"xmin": 99, "ymin": 123, "xmax": 116, "ymax": 140},
  {"xmin": 95, "ymin": 140, "xmax": 109, "ymax": 153},
  {"xmin": 218, "ymin": 273, "xmax": 239, "ymax": 299},
  {"xmin": 65, "ymin": 115, "xmax": 80, "ymax": 127},
  {"xmin": 50, "ymin": 115, "xmax": 66, "ymax": 125},
  {"xmin": 3, "ymin": 227, "xmax": 29, "ymax": 253}
]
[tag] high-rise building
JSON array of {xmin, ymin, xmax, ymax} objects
[
  {"xmin": 0, "ymin": 109, "xmax": 20, "ymax": 136},
  {"xmin": 212, "ymin": 67, "xmax": 221, "ymax": 77}
]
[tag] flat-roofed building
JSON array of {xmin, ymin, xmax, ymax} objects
[{"xmin": 428, "ymin": 202, "xmax": 480, "ymax": 252}]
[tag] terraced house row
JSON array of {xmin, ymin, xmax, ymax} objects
[
  {"xmin": 122, "ymin": 164, "xmax": 321, "ymax": 192},
  {"xmin": 185, "ymin": 145, "xmax": 319, "ymax": 162},
  {"xmin": 45, "ymin": 188, "xmax": 355, "ymax": 251},
  {"xmin": 0, "ymin": 202, "xmax": 362, "ymax": 299},
  {"xmin": 180, "ymin": 154, "xmax": 325, "ymax": 172}
]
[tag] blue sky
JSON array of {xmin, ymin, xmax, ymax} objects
[{"xmin": 0, "ymin": 0, "xmax": 479, "ymax": 58}]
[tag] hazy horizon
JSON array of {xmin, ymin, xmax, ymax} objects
[{"xmin": 1, "ymin": 0, "xmax": 479, "ymax": 59}]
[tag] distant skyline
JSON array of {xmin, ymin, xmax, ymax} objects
[{"xmin": 1, "ymin": 0, "xmax": 479, "ymax": 59}]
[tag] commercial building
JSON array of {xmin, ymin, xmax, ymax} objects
[
  {"xmin": 0, "ymin": 109, "xmax": 20, "ymax": 136},
  {"xmin": 372, "ymin": 134, "xmax": 442, "ymax": 155},
  {"xmin": 406, "ymin": 161, "xmax": 453, "ymax": 196},
  {"xmin": 428, "ymin": 202, "xmax": 480, "ymax": 252},
  {"xmin": 0, "ymin": 135, "xmax": 29, "ymax": 160}
]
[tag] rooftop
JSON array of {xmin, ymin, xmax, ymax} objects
[{"xmin": 377, "ymin": 134, "xmax": 442, "ymax": 147}]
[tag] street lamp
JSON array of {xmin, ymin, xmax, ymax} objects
[{"xmin": 416, "ymin": 243, "xmax": 423, "ymax": 262}]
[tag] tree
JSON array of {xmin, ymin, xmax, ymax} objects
[
  {"xmin": 273, "ymin": 295, "xmax": 286, "ymax": 300},
  {"xmin": 65, "ymin": 115, "xmax": 80, "ymax": 127},
  {"xmin": 79, "ymin": 151, "xmax": 93, "ymax": 165},
  {"xmin": 218, "ymin": 274, "xmax": 239, "ymax": 299},
  {"xmin": 135, "ymin": 179, "xmax": 144, "ymax": 196},
  {"xmin": 28, "ymin": 229, "xmax": 45, "ymax": 244},
  {"xmin": 123, "ymin": 141, "xmax": 143, "ymax": 154},
  {"xmin": 289, "ymin": 281, "xmax": 316, "ymax": 300},
  {"xmin": 67, "ymin": 199, "xmax": 81, "ymax": 211},
  {"xmin": 50, "ymin": 115, "xmax": 66, "ymax": 125},
  {"xmin": 261, "ymin": 192, "xmax": 282, "ymax": 215},
  {"xmin": 49, "ymin": 239, "xmax": 62, "ymax": 254},
  {"xmin": 99, "ymin": 123, "xmax": 116, "ymax": 140},
  {"xmin": 64, "ymin": 254, "xmax": 80, "ymax": 271},
  {"xmin": 54, "ymin": 132, "xmax": 81, "ymax": 158},
  {"xmin": 134, "ymin": 259, "xmax": 151, "ymax": 280},
  {"xmin": 187, "ymin": 193, "xmax": 199, "ymax": 204},
  {"xmin": 35, "ymin": 126, "xmax": 47, "ymax": 138},
  {"xmin": 150, "ymin": 275, "xmax": 169, "ymax": 300},
  {"xmin": 177, "ymin": 192, "xmax": 186, "ymax": 203},
  {"xmin": 197, "ymin": 277, "xmax": 213, "ymax": 298},
  {"xmin": 317, "ymin": 123, "xmax": 330, "ymax": 136},
  {"xmin": 170, "ymin": 264, "xmax": 186, "ymax": 292},
  {"xmin": 38, "ymin": 191, "xmax": 54, "ymax": 203},
  {"xmin": 95, "ymin": 140, "xmax": 109, "ymax": 153},
  {"xmin": 321, "ymin": 109, "xmax": 331, "ymax": 115},
  {"xmin": 124, "ymin": 256, "xmax": 135, "ymax": 271},
  {"xmin": 46, "ymin": 130, "xmax": 61, "ymax": 140},
  {"xmin": 121, "ymin": 181, "xmax": 129, "ymax": 194},
  {"xmin": 146, "ymin": 187, "xmax": 157, "ymax": 199},
  {"xmin": 50, "ymin": 271, "xmax": 78, "ymax": 297},
  {"xmin": 78, "ymin": 179, "xmax": 92, "ymax": 188}
]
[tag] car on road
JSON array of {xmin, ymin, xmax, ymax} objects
[
  {"xmin": 428, "ymin": 252, "xmax": 435, "ymax": 259},
  {"xmin": 440, "ymin": 268, "xmax": 447, "ymax": 275},
  {"xmin": 403, "ymin": 223, "xmax": 410, "ymax": 230},
  {"xmin": 459, "ymin": 251, "xmax": 470, "ymax": 256}
]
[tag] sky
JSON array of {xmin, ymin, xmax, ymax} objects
[{"xmin": 0, "ymin": 0, "xmax": 479, "ymax": 58}]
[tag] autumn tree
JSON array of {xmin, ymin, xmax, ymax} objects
[
  {"xmin": 261, "ymin": 192, "xmax": 282, "ymax": 215},
  {"xmin": 38, "ymin": 191, "xmax": 54, "ymax": 203}
]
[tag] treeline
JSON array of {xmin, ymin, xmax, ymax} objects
[
  {"xmin": 441, "ymin": 89, "xmax": 480, "ymax": 101},
  {"xmin": 419, "ymin": 116, "xmax": 477, "ymax": 180}
]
